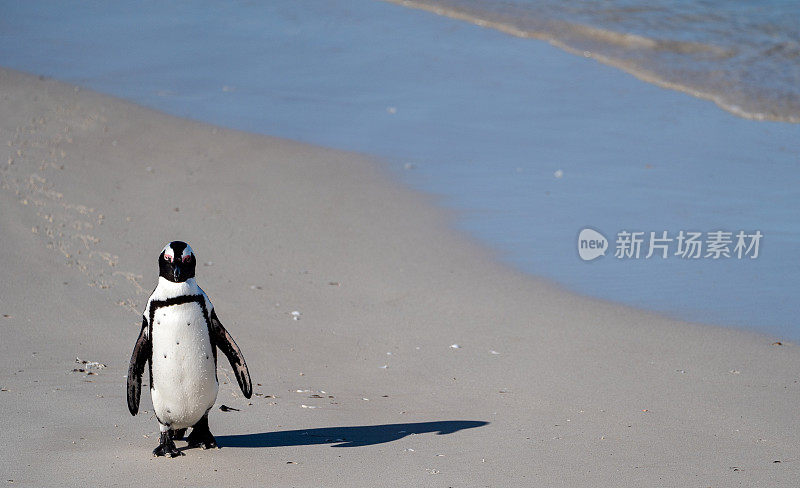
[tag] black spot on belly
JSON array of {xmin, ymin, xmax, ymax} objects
[
  {"xmin": 163, "ymin": 354, "xmax": 167, "ymax": 358},
  {"xmin": 176, "ymin": 342, "xmax": 180, "ymax": 345}
]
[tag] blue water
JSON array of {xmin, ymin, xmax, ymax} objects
[
  {"xmin": 1, "ymin": 1, "xmax": 798, "ymax": 337},
  {"xmin": 403, "ymin": 0, "xmax": 800, "ymax": 123}
]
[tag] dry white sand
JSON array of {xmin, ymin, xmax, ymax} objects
[{"xmin": 1, "ymin": 68, "xmax": 798, "ymax": 487}]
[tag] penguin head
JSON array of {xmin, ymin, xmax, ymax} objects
[{"xmin": 159, "ymin": 241, "xmax": 196, "ymax": 283}]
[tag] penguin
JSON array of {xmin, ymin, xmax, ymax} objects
[{"xmin": 127, "ymin": 241, "xmax": 252, "ymax": 457}]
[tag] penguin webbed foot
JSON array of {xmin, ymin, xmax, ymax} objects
[
  {"xmin": 153, "ymin": 431, "xmax": 183, "ymax": 458},
  {"xmin": 186, "ymin": 428, "xmax": 217, "ymax": 450},
  {"xmin": 186, "ymin": 415, "xmax": 218, "ymax": 450},
  {"xmin": 186, "ymin": 432, "xmax": 217, "ymax": 450}
]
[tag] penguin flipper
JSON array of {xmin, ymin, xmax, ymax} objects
[
  {"xmin": 210, "ymin": 310, "xmax": 252, "ymax": 399},
  {"xmin": 127, "ymin": 317, "xmax": 151, "ymax": 415}
]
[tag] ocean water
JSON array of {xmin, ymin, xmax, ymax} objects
[
  {"xmin": 1, "ymin": 1, "xmax": 798, "ymax": 337},
  {"xmin": 395, "ymin": 0, "xmax": 800, "ymax": 123}
]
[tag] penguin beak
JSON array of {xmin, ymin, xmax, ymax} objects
[{"xmin": 172, "ymin": 265, "xmax": 182, "ymax": 281}]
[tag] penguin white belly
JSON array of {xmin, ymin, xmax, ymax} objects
[{"xmin": 150, "ymin": 301, "xmax": 218, "ymax": 429}]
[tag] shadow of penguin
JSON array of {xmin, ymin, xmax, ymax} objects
[{"xmin": 216, "ymin": 420, "xmax": 489, "ymax": 448}]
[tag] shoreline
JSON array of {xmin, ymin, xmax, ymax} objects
[
  {"xmin": 2, "ymin": 68, "xmax": 799, "ymax": 486},
  {"xmin": 2, "ymin": 0, "xmax": 797, "ymax": 333},
  {"xmin": 1, "ymin": 65, "xmax": 781, "ymax": 343}
]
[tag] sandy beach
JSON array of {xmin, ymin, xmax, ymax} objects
[{"xmin": 1, "ymin": 68, "xmax": 799, "ymax": 486}]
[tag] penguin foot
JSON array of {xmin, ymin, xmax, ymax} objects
[
  {"xmin": 186, "ymin": 430, "xmax": 217, "ymax": 449},
  {"xmin": 153, "ymin": 431, "xmax": 183, "ymax": 458},
  {"xmin": 170, "ymin": 428, "xmax": 187, "ymax": 441},
  {"xmin": 186, "ymin": 415, "xmax": 218, "ymax": 450}
]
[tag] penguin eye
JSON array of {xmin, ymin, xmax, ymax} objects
[
  {"xmin": 182, "ymin": 255, "xmax": 191, "ymax": 263},
  {"xmin": 164, "ymin": 254, "xmax": 173, "ymax": 262}
]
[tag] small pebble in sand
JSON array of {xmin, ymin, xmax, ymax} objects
[
  {"xmin": 145, "ymin": 166, "xmax": 154, "ymax": 173},
  {"xmin": 301, "ymin": 404, "xmax": 316, "ymax": 409},
  {"xmin": 75, "ymin": 357, "xmax": 106, "ymax": 371},
  {"xmin": 380, "ymin": 365, "xmax": 388, "ymax": 369},
  {"xmin": 450, "ymin": 344, "xmax": 460, "ymax": 349},
  {"xmin": 291, "ymin": 311, "xmax": 301, "ymax": 320},
  {"xmin": 489, "ymin": 350, "xmax": 500, "ymax": 355}
]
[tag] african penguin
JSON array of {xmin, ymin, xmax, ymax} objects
[{"xmin": 127, "ymin": 241, "xmax": 252, "ymax": 457}]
